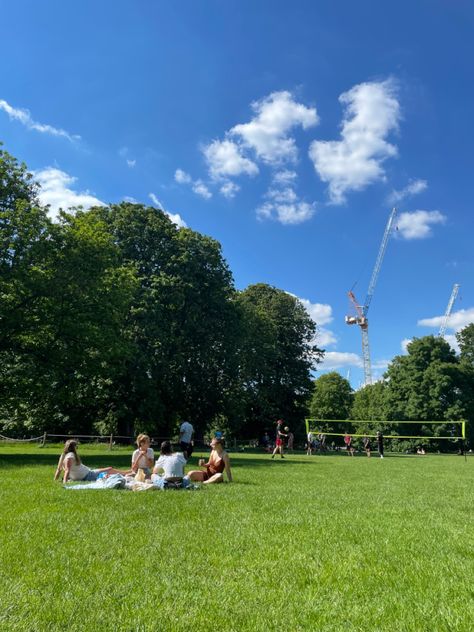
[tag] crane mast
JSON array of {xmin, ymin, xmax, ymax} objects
[
  {"xmin": 439, "ymin": 283, "xmax": 460, "ymax": 338},
  {"xmin": 345, "ymin": 208, "xmax": 397, "ymax": 386}
]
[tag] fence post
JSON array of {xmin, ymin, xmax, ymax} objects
[
  {"xmin": 41, "ymin": 432, "xmax": 47, "ymax": 447},
  {"xmin": 109, "ymin": 434, "xmax": 113, "ymax": 451}
]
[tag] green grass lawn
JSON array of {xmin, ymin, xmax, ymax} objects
[{"xmin": 0, "ymin": 445, "xmax": 472, "ymax": 631}]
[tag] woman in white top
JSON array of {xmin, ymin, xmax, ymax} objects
[
  {"xmin": 54, "ymin": 440, "xmax": 122, "ymax": 483},
  {"xmin": 130, "ymin": 433, "xmax": 155, "ymax": 477},
  {"xmin": 151, "ymin": 441, "xmax": 190, "ymax": 489}
]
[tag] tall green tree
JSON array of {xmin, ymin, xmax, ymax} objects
[
  {"xmin": 309, "ymin": 372, "xmax": 353, "ymax": 421},
  {"xmin": 384, "ymin": 336, "xmax": 469, "ymax": 447},
  {"xmin": 236, "ymin": 283, "xmax": 322, "ymax": 436},
  {"xmin": 91, "ymin": 202, "xmax": 238, "ymax": 436}
]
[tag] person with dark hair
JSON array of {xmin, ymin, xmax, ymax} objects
[
  {"xmin": 179, "ymin": 420, "xmax": 194, "ymax": 459},
  {"xmin": 344, "ymin": 432, "xmax": 354, "ymax": 456},
  {"xmin": 377, "ymin": 431, "xmax": 384, "ymax": 459},
  {"xmin": 187, "ymin": 438, "xmax": 232, "ymax": 484},
  {"xmin": 363, "ymin": 436, "xmax": 371, "ymax": 458},
  {"xmin": 271, "ymin": 420, "xmax": 287, "ymax": 459},
  {"xmin": 54, "ymin": 440, "xmax": 121, "ymax": 483},
  {"xmin": 151, "ymin": 441, "xmax": 190, "ymax": 489}
]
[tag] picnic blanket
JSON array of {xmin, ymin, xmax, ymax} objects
[{"xmin": 64, "ymin": 474, "xmax": 200, "ymax": 491}]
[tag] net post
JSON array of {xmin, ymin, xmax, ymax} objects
[
  {"xmin": 109, "ymin": 434, "xmax": 113, "ymax": 451},
  {"xmin": 462, "ymin": 421, "xmax": 466, "ymax": 440}
]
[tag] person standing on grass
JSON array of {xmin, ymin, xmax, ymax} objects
[
  {"xmin": 179, "ymin": 420, "xmax": 194, "ymax": 459},
  {"xmin": 187, "ymin": 437, "xmax": 232, "ymax": 484},
  {"xmin": 54, "ymin": 440, "xmax": 122, "ymax": 483},
  {"xmin": 377, "ymin": 431, "xmax": 384, "ymax": 459},
  {"xmin": 306, "ymin": 432, "xmax": 314, "ymax": 455},
  {"xmin": 363, "ymin": 436, "xmax": 371, "ymax": 458},
  {"xmin": 271, "ymin": 419, "xmax": 287, "ymax": 459},
  {"xmin": 344, "ymin": 432, "xmax": 354, "ymax": 456},
  {"xmin": 130, "ymin": 434, "xmax": 154, "ymax": 477}
]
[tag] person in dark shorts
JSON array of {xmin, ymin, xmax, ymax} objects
[
  {"xmin": 363, "ymin": 436, "xmax": 371, "ymax": 458},
  {"xmin": 377, "ymin": 431, "xmax": 384, "ymax": 459},
  {"xmin": 179, "ymin": 420, "xmax": 194, "ymax": 459},
  {"xmin": 271, "ymin": 420, "xmax": 287, "ymax": 459},
  {"xmin": 344, "ymin": 432, "xmax": 354, "ymax": 456}
]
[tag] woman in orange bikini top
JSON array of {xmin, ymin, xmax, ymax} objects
[{"xmin": 188, "ymin": 437, "xmax": 233, "ymax": 484}]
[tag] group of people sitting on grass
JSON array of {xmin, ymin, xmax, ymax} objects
[{"xmin": 54, "ymin": 433, "xmax": 233, "ymax": 488}]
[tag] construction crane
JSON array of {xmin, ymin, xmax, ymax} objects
[
  {"xmin": 345, "ymin": 207, "xmax": 397, "ymax": 386},
  {"xmin": 439, "ymin": 283, "xmax": 460, "ymax": 338}
]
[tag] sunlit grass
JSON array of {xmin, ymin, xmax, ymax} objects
[{"xmin": 0, "ymin": 445, "xmax": 472, "ymax": 631}]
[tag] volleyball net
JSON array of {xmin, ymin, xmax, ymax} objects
[{"xmin": 305, "ymin": 419, "xmax": 466, "ymax": 441}]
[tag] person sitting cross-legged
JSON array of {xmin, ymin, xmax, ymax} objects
[
  {"xmin": 151, "ymin": 441, "xmax": 191, "ymax": 489},
  {"xmin": 187, "ymin": 437, "xmax": 232, "ymax": 484}
]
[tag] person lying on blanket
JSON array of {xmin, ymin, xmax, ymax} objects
[
  {"xmin": 151, "ymin": 441, "xmax": 191, "ymax": 489},
  {"xmin": 54, "ymin": 440, "xmax": 122, "ymax": 484}
]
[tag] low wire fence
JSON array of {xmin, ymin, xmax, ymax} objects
[{"xmin": 0, "ymin": 432, "xmax": 260, "ymax": 451}]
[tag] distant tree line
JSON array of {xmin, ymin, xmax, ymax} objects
[
  {"xmin": 309, "ymin": 332, "xmax": 474, "ymax": 449},
  {"xmin": 0, "ymin": 145, "xmax": 323, "ymax": 439}
]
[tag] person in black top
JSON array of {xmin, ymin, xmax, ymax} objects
[{"xmin": 271, "ymin": 420, "xmax": 287, "ymax": 459}]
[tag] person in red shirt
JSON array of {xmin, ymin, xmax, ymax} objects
[
  {"xmin": 344, "ymin": 432, "xmax": 354, "ymax": 456},
  {"xmin": 271, "ymin": 420, "xmax": 287, "ymax": 459}
]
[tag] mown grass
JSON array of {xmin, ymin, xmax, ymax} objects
[{"xmin": 0, "ymin": 445, "xmax": 472, "ymax": 631}]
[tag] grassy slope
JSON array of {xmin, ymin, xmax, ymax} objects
[{"xmin": 0, "ymin": 446, "xmax": 472, "ymax": 631}]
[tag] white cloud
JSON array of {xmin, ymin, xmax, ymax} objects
[
  {"xmin": 0, "ymin": 99, "xmax": 81, "ymax": 142},
  {"xmin": 418, "ymin": 307, "xmax": 474, "ymax": 331},
  {"xmin": 231, "ymin": 91, "xmax": 319, "ymax": 164},
  {"xmin": 203, "ymin": 139, "xmax": 259, "ymax": 179},
  {"xmin": 288, "ymin": 295, "xmax": 336, "ymax": 347},
  {"xmin": 34, "ymin": 168, "xmax": 103, "ymax": 218},
  {"xmin": 175, "ymin": 168, "xmax": 192, "ymax": 184},
  {"xmin": 220, "ymin": 181, "xmax": 240, "ymax": 198},
  {"xmin": 149, "ymin": 193, "xmax": 187, "ymax": 228},
  {"xmin": 126, "ymin": 159, "xmax": 136, "ymax": 168},
  {"xmin": 319, "ymin": 352, "xmax": 363, "ymax": 370},
  {"xmin": 257, "ymin": 199, "xmax": 315, "ymax": 225},
  {"xmin": 309, "ymin": 79, "xmax": 400, "ymax": 204},
  {"xmin": 272, "ymin": 170, "xmax": 298, "ymax": 185},
  {"xmin": 388, "ymin": 178, "xmax": 427, "ymax": 204},
  {"xmin": 396, "ymin": 210, "xmax": 446, "ymax": 239},
  {"xmin": 192, "ymin": 180, "xmax": 212, "ymax": 199},
  {"xmin": 401, "ymin": 338, "xmax": 411, "ymax": 353},
  {"xmin": 317, "ymin": 328, "xmax": 338, "ymax": 348},
  {"xmin": 123, "ymin": 196, "xmax": 137, "ymax": 203},
  {"xmin": 296, "ymin": 297, "xmax": 333, "ymax": 326}
]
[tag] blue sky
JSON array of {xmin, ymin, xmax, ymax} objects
[{"xmin": 1, "ymin": 0, "xmax": 473, "ymax": 387}]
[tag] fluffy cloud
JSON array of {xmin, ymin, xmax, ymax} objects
[
  {"xmin": 388, "ymin": 178, "xmax": 427, "ymax": 204},
  {"xmin": 257, "ymin": 199, "xmax": 315, "ymax": 225},
  {"xmin": 220, "ymin": 181, "xmax": 240, "ymax": 198},
  {"xmin": 192, "ymin": 180, "xmax": 212, "ymax": 199},
  {"xmin": 401, "ymin": 338, "xmax": 411, "ymax": 353},
  {"xmin": 34, "ymin": 168, "xmax": 103, "ymax": 218},
  {"xmin": 149, "ymin": 193, "xmax": 187, "ymax": 228},
  {"xmin": 174, "ymin": 169, "xmax": 212, "ymax": 200},
  {"xmin": 0, "ymin": 99, "xmax": 81, "ymax": 142},
  {"xmin": 126, "ymin": 159, "xmax": 136, "ymax": 168},
  {"xmin": 288, "ymin": 295, "xmax": 336, "ymax": 348},
  {"xmin": 272, "ymin": 170, "xmax": 298, "ymax": 186},
  {"xmin": 231, "ymin": 91, "xmax": 318, "ymax": 164},
  {"xmin": 319, "ymin": 352, "xmax": 363, "ymax": 370},
  {"xmin": 174, "ymin": 169, "xmax": 192, "ymax": 184},
  {"xmin": 203, "ymin": 139, "xmax": 258, "ymax": 179},
  {"xmin": 418, "ymin": 307, "xmax": 474, "ymax": 331},
  {"xmin": 309, "ymin": 79, "xmax": 400, "ymax": 204},
  {"xmin": 396, "ymin": 210, "xmax": 446, "ymax": 239},
  {"xmin": 295, "ymin": 297, "xmax": 333, "ymax": 326}
]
